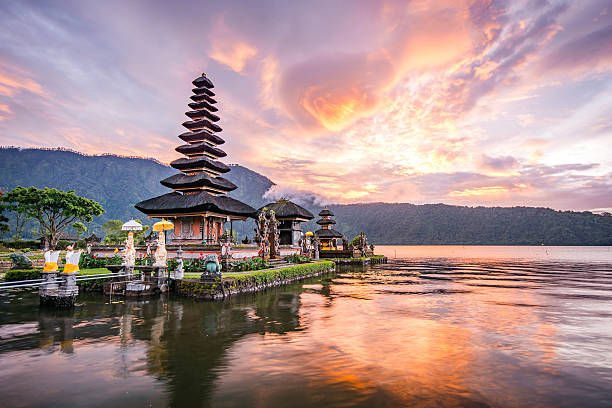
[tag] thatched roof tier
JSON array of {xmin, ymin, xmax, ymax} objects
[
  {"xmin": 170, "ymin": 156, "xmax": 230, "ymax": 173},
  {"xmin": 192, "ymin": 75, "xmax": 214, "ymax": 88},
  {"xmin": 319, "ymin": 208, "xmax": 334, "ymax": 217},
  {"xmin": 135, "ymin": 191, "xmax": 255, "ymax": 218},
  {"xmin": 316, "ymin": 218, "xmax": 336, "ymax": 226},
  {"xmin": 182, "ymin": 119, "xmax": 222, "ymax": 133},
  {"xmin": 160, "ymin": 172, "xmax": 237, "ymax": 192},
  {"xmin": 176, "ymin": 142, "xmax": 227, "ymax": 158},
  {"xmin": 192, "ymin": 86, "xmax": 215, "ymax": 97},
  {"xmin": 178, "ymin": 130, "xmax": 224, "ymax": 145},
  {"xmin": 315, "ymin": 228, "xmax": 343, "ymax": 239},
  {"xmin": 188, "ymin": 100, "xmax": 218, "ymax": 113},
  {"xmin": 185, "ymin": 109, "xmax": 220, "ymax": 122},
  {"xmin": 257, "ymin": 201, "xmax": 314, "ymax": 221},
  {"xmin": 190, "ymin": 93, "xmax": 217, "ymax": 104}
]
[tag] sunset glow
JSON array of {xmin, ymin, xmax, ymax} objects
[{"xmin": 0, "ymin": 0, "xmax": 611, "ymax": 210}]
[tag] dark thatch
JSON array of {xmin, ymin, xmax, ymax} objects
[
  {"xmin": 160, "ymin": 172, "xmax": 237, "ymax": 192},
  {"xmin": 316, "ymin": 218, "xmax": 336, "ymax": 225},
  {"xmin": 190, "ymin": 93, "xmax": 217, "ymax": 104},
  {"xmin": 182, "ymin": 119, "xmax": 222, "ymax": 133},
  {"xmin": 175, "ymin": 142, "xmax": 227, "ymax": 158},
  {"xmin": 257, "ymin": 200, "xmax": 314, "ymax": 220},
  {"xmin": 191, "ymin": 86, "xmax": 215, "ymax": 97},
  {"xmin": 185, "ymin": 109, "xmax": 220, "ymax": 122},
  {"xmin": 178, "ymin": 130, "xmax": 225, "ymax": 145},
  {"xmin": 170, "ymin": 156, "xmax": 230, "ymax": 173},
  {"xmin": 315, "ymin": 228, "xmax": 343, "ymax": 239},
  {"xmin": 85, "ymin": 233, "xmax": 101, "ymax": 242},
  {"xmin": 188, "ymin": 101, "xmax": 218, "ymax": 112},
  {"xmin": 135, "ymin": 191, "xmax": 255, "ymax": 218},
  {"xmin": 319, "ymin": 208, "xmax": 334, "ymax": 217},
  {"xmin": 192, "ymin": 75, "xmax": 214, "ymax": 89}
]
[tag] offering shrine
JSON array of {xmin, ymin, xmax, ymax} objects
[
  {"xmin": 135, "ymin": 73, "xmax": 255, "ymax": 244},
  {"xmin": 315, "ymin": 208, "xmax": 343, "ymax": 250},
  {"xmin": 257, "ymin": 199, "xmax": 314, "ymax": 247}
]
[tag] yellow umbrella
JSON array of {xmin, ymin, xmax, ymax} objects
[
  {"xmin": 305, "ymin": 231, "xmax": 314, "ymax": 236},
  {"xmin": 153, "ymin": 218, "xmax": 174, "ymax": 232}
]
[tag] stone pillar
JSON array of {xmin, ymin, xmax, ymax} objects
[{"xmin": 40, "ymin": 272, "xmax": 79, "ymax": 308}]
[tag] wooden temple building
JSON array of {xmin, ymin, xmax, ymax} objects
[
  {"xmin": 315, "ymin": 208, "xmax": 343, "ymax": 250},
  {"xmin": 135, "ymin": 73, "xmax": 255, "ymax": 244},
  {"xmin": 257, "ymin": 200, "xmax": 314, "ymax": 246}
]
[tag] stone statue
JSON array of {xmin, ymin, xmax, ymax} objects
[
  {"xmin": 256, "ymin": 211, "xmax": 270, "ymax": 258},
  {"xmin": 342, "ymin": 235, "xmax": 349, "ymax": 251},
  {"xmin": 10, "ymin": 253, "xmax": 33, "ymax": 269},
  {"xmin": 174, "ymin": 258, "xmax": 184, "ymax": 280},
  {"xmin": 269, "ymin": 210, "xmax": 280, "ymax": 258},
  {"xmin": 313, "ymin": 235, "xmax": 320, "ymax": 260},
  {"xmin": 154, "ymin": 231, "xmax": 167, "ymax": 267},
  {"xmin": 370, "ymin": 243, "xmax": 375, "ymax": 253},
  {"xmin": 202, "ymin": 254, "xmax": 221, "ymax": 279},
  {"xmin": 124, "ymin": 231, "xmax": 136, "ymax": 267},
  {"xmin": 242, "ymin": 235, "xmax": 251, "ymax": 244}
]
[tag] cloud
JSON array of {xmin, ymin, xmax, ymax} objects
[
  {"xmin": 541, "ymin": 23, "xmax": 612, "ymax": 76},
  {"xmin": 209, "ymin": 15, "xmax": 258, "ymax": 73},
  {"xmin": 481, "ymin": 155, "xmax": 520, "ymax": 172}
]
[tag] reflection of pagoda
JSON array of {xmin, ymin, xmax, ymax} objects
[
  {"xmin": 136, "ymin": 73, "xmax": 255, "ymax": 244},
  {"xmin": 315, "ymin": 207, "xmax": 342, "ymax": 250}
]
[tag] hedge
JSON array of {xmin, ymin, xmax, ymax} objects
[{"xmin": 224, "ymin": 261, "xmax": 335, "ymax": 286}]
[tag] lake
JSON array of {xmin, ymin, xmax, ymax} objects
[{"xmin": 1, "ymin": 246, "xmax": 612, "ymax": 407}]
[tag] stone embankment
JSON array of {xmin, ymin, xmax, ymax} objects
[
  {"xmin": 173, "ymin": 261, "xmax": 335, "ymax": 301},
  {"xmin": 325, "ymin": 256, "xmax": 388, "ymax": 266}
]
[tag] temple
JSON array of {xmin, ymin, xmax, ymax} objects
[
  {"xmin": 315, "ymin": 208, "xmax": 343, "ymax": 250},
  {"xmin": 257, "ymin": 199, "xmax": 314, "ymax": 247},
  {"xmin": 135, "ymin": 73, "xmax": 255, "ymax": 244}
]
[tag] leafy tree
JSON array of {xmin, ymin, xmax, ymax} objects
[
  {"xmin": 72, "ymin": 221, "xmax": 87, "ymax": 239},
  {"xmin": 3, "ymin": 187, "xmax": 104, "ymax": 249},
  {"xmin": 1, "ymin": 188, "xmax": 31, "ymax": 240},
  {"xmin": 0, "ymin": 191, "xmax": 9, "ymax": 239}
]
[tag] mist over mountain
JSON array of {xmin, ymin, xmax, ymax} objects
[{"xmin": 1, "ymin": 147, "xmax": 610, "ymax": 245}]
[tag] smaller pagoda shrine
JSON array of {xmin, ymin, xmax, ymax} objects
[
  {"xmin": 315, "ymin": 207, "xmax": 343, "ymax": 250},
  {"xmin": 257, "ymin": 199, "xmax": 314, "ymax": 247}
]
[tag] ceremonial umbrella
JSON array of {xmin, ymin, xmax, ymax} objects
[
  {"xmin": 305, "ymin": 231, "xmax": 314, "ymax": 237},
  {"xmin": 122, "ymin": 219, "xmax": 143, "ymax": 231},
  {"xmin": 153, "ymin": 218, "xmax": 174, "ymax": 232}
]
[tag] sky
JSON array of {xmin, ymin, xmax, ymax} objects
[{"xmin": 0, "ymin": 0, "xmax": 611, "ymax": 211}]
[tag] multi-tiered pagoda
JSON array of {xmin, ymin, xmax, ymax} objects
[
  {"xmin": 135, "ymin": 73, "xmax": 255, "ymax": 244},
  {"xmin": 315, "ymin": 207, "xmax": 342, "ymax": 250}
]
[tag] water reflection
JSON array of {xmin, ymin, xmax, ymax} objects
[{"xmin": 1, "ymin": 251, "xmax": 612, "ymax": 407}]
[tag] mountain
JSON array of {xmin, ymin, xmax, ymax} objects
[
  {"xmin": 0, "ymin": 147, "xmax": 273, "ymax": 237},
  {"xmin": 1, "ymin": 147, "xmax": 611, "ymax": 245}
]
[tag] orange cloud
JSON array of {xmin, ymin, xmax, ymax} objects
[
  {"xmin": 0, "ymin": 67, "xmax": 45, "ymax": 97},
  {"xmin": 0, "ymin": 103, "xmax": 12, "ymax": 121},
  {"xmin": 449, "ymin": 186, "xmax": 509, "ymax": 197},
  {"xmin": 209, "ymin": 16, "xmax": 257, "ymax": 73}
]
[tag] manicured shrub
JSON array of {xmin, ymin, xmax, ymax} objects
[
  {"xmin": 230, "ymin": 256, "xmax": 269, "ymax": 271},
  {"xmin": 284, "ymin": 253, "xmax": 311, "ymax": 264},
  {"xmin": 4, "ymin": 269, "xmax": 42, "ymax": 281}
]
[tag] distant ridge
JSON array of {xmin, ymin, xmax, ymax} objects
[{"xmin": 1, "ymin": 147, "xmax": 611, "ymax": 245}]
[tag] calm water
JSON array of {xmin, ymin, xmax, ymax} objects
[{"xmin": 1, "ymin": 246, "xmax": 612, "ymax": 407}]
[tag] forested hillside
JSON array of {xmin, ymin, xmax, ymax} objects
[
  {"xmin": 0, "ymin": 147, "xmax": 273, "ymax": 236},
  {"xmin": 1, "ymin": 147, "xmax": 610, "ymax": 245}
]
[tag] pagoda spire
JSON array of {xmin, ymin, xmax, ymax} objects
[{"xmin": 162, "ymin": 73, "xmax": 236, "ymax": 195}]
